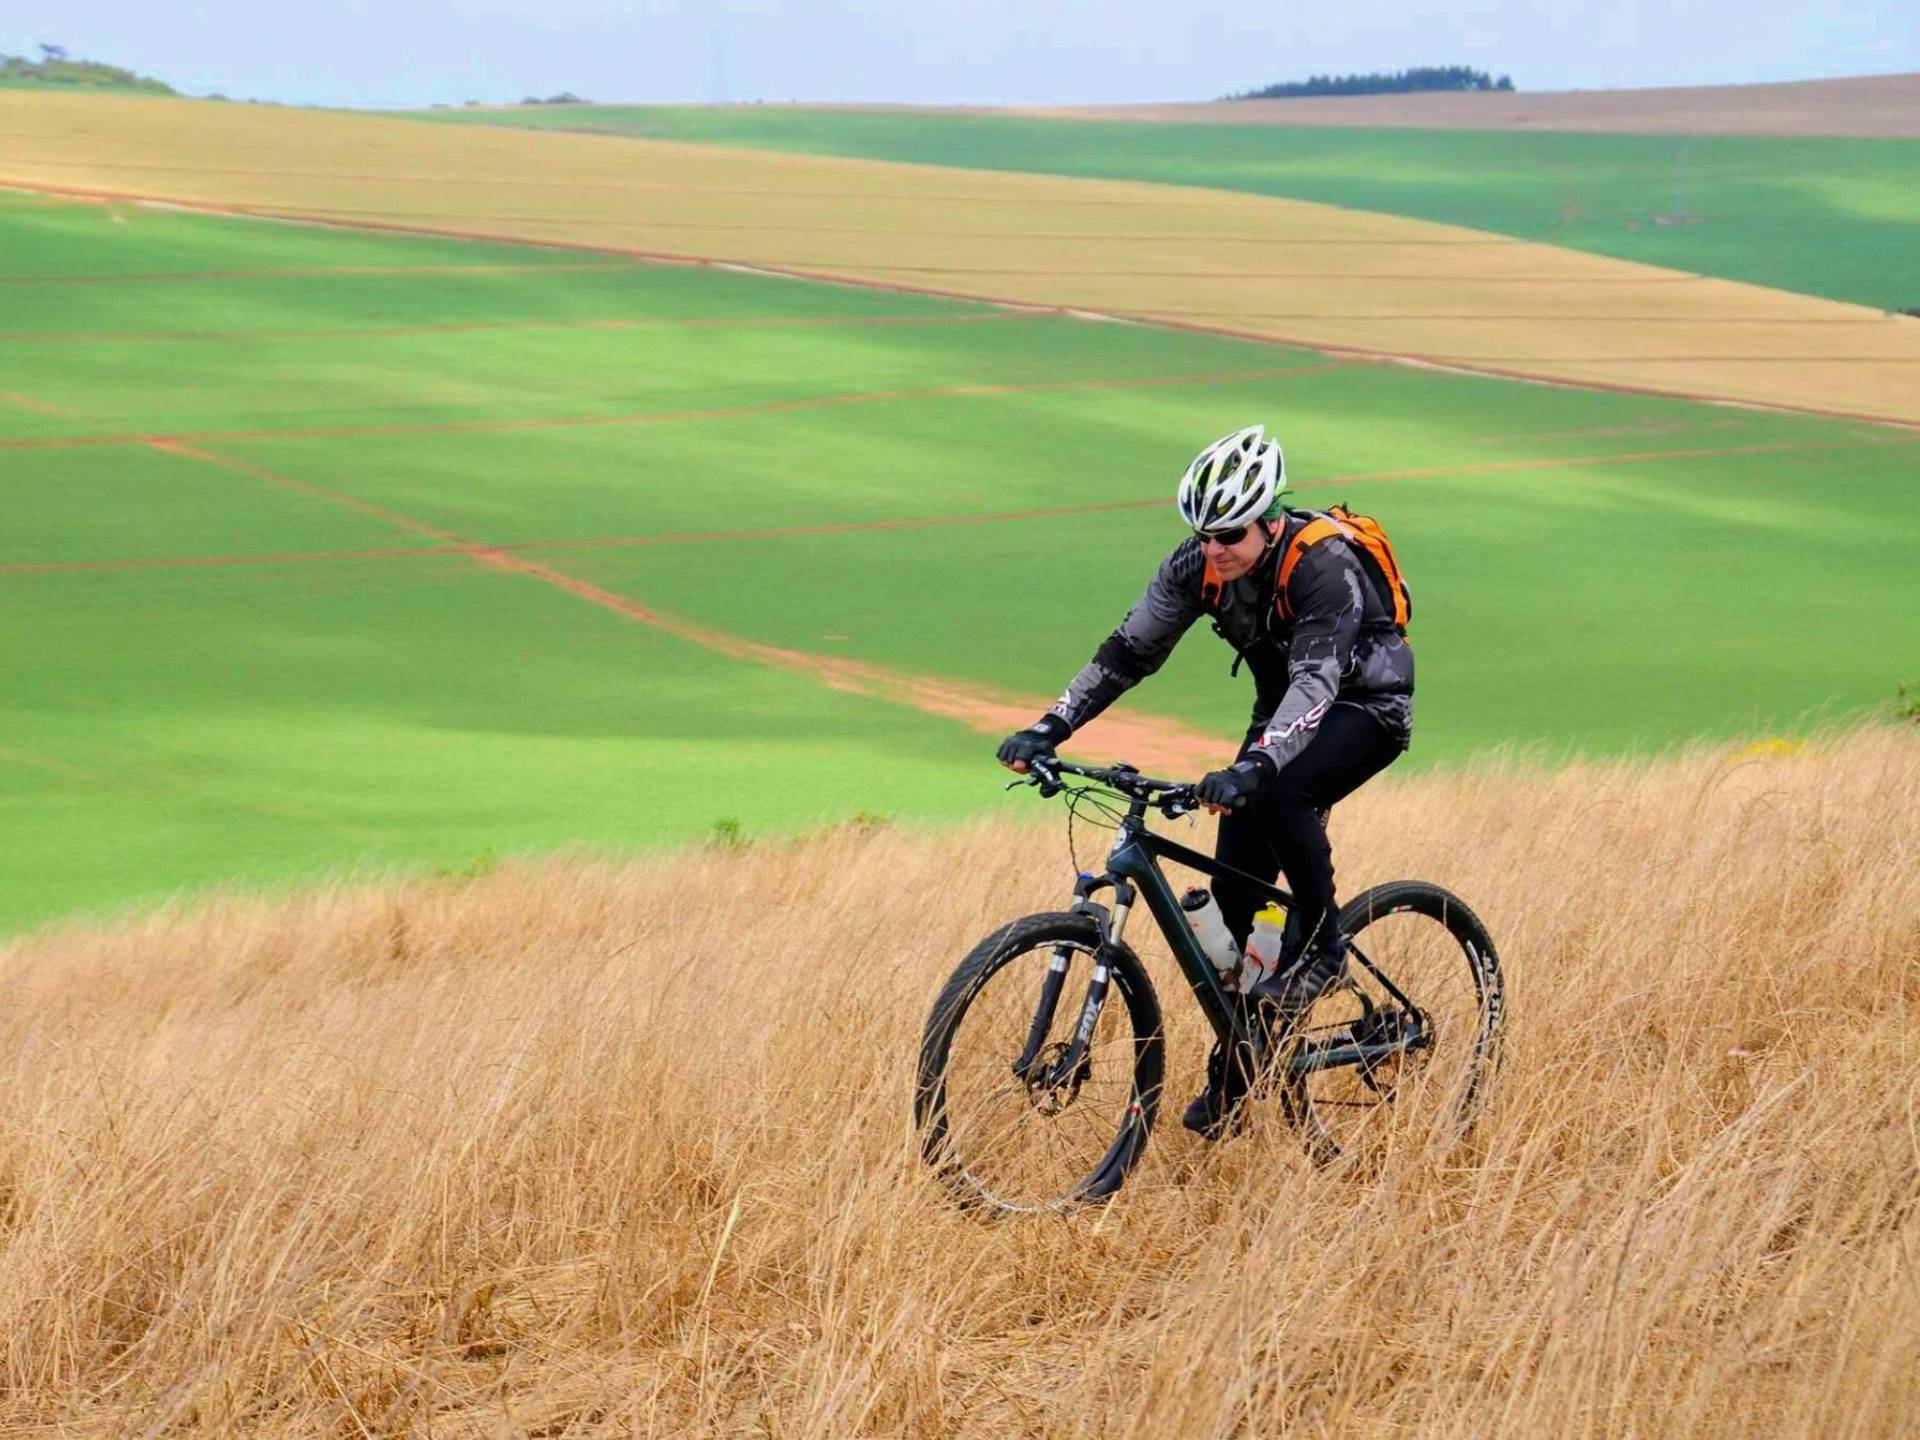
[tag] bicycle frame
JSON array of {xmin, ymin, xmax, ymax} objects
[
  {"xmin": 1017, "ymin": 791, "xmax": 1284, "ymax": 1094},
  {"xmin": 1024, "ymin": 782, "xmax": 1429, "ymax": 1094},
  {"xmin": 1094, "ymin": 797, "xmax": 1285, "ymax": 1044}
]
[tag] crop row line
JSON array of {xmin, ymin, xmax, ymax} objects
[
  {"xmin": 0, "ymin": 360, "xmax": 1355, "ymax": 451},
  {"xmin": 8, "ymin": 431, "xmax": 1914, "ymax": 580},
  {"xmin": 0, "ymin": 312, "xmax": 1032, "ymax": 345},
  {"xmin": 4, "ymin": 313, "xmax": 1902, "ymax": 348}
]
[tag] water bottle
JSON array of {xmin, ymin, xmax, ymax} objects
[
  {"xmin": 1239, "ymin": 903, "xmax": 1289, "ymax": 991},
  {"xmin": 1180, "ymin": 888, "xmax": 1240, "ymax": 983}
]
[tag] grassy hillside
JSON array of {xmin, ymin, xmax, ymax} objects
[
  {"xmin": 12, "ymin": 90, "xmax": 1920, "ymax": 428},
  {"xmin": 416, "ymin": 106, "xmax": 1920, "ymax": 312},
  {"xmin": 0, "ymin": 731, "xmax": 1913, "ymax": 1431},
  {"xmin": 0, "ymin": 196, "xmax": 1013, "ymax": 929},
  {"xmin": 4, "ymin": 190, "xmax": 1917, "ymax": 935}
]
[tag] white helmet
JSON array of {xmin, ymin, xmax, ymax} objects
[{"xmin": 1176, "ymin": 425, "xmax": 1285, "ymax": 534}]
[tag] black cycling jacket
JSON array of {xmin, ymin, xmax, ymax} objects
[{"xmin": 1045, "ymin": 511, "xmax": 1414, "ymax": 773}]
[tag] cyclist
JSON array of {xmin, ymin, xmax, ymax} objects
[{"xmin": 996, "ymin": 425, "xmax": 1414, "ymax": 1138}]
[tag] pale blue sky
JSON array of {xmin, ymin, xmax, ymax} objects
[{"xmin": 8, "ymin": 1, "xmax": 1916, "ymax": 109}]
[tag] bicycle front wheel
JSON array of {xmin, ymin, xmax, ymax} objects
[
  {"xmin": 915, "ymin": 913, "xmax": 1164, "ymax": 1212},
  {"xmin": 1288, "ymin": 880, "xmax": 1504, "ymax": 1162}
]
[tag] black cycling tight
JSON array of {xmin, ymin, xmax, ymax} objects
[{"xmin": 1211, "ymin": 702, "xmax": 1405, "ymax": 961}]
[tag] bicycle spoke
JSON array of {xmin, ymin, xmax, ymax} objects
[{"xmin": 1295, "ymin": 887, "xmax": 1500, "ymax": 1159}]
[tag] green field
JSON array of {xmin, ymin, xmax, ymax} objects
[
  {"xmin": 410, "ymin": 106, "xmax": 1920, "ymax": 312},
  {"xmin": 3, "ymin": 190, "xmax": 1916, "ymax": 936}
]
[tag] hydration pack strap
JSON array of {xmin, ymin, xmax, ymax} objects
[
  {"xmin": 1274, "ymin": 517, "xmax": 1347, "ymax": 620},
  {"xmin": 1275, "ymin": 511, "xmax": 1412, "ymax": 629}
]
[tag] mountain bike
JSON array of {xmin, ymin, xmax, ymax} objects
[{"xmin": 915, "ymin": 756, "xmax": 1504, "ymax": 1212}]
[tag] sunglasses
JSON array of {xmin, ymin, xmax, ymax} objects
[{"xmin": 1196, "ymin": 525, "xmax": 1251, "ymax": 546}]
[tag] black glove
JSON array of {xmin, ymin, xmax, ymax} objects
[
  {"xmin": 997, "ymin": 714, "xmax": 1070, "ymax": 771},
  {"xmin": 1197, "ymin": 753, "xmax": 1276, "ymax": 810}
]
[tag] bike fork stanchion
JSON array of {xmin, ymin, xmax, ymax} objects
[
  {"xmin": 1012, "ymin": 948, "xmax": 1073, "ymax": 1081},
  {"xmin": 1014, "ymin": 871, "xmax": 1112, "ymax": 1081},
  {"xmin": 1045, "ymin": 880, "xmax": 1134, "ymax": 1090}
]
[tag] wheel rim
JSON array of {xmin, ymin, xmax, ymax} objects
[
  {"xmin": 1295, "ymin": 907, "xmax": 1494, "ymax": 1158},
  {"xmin": 928, "ymin": 938, "xmax": 1147, "ymax": 1212}
]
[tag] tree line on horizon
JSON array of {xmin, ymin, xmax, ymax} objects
[
  {"xmin": 1228, "ymin": 66, "xmax": 1515, "ymax": 100},
  {"xmin": 0, "ymin": 44, "xmax": 174, "ymax": 94}
]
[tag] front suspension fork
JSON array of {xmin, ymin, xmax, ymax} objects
[
  {"xmin": 1013, "ymin": 879, "xmax": 1135, "ymax": 1089},
  {"xmin": 1012, "ymin": 948, "xmax": 1072, "ymax": 1078}
]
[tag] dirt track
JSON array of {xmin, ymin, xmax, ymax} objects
[
  {"xmin": 6, "ymin": 92, "xmax": 1920, "ymax": 428},
  {"xmin": 154, "ymin": 440, "xmax": 1231, "ymax": 774},
  {"xmin": 1002, "ymin": 71, "xmax": 1920, "ymax": 138}
]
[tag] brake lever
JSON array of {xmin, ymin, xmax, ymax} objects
[
  {"xmin": 1158, "ymin": 788, "xmax": 1200, "ymax": 821},
  {"xmin": 1030, "ymin": 756, "xmax": 1064, "ymax": 799},
  {"xmin": 1003, "ymin": 764, "xmax": 1063, "ymax": 799}
]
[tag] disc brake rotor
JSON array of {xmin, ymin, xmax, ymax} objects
[{"xmin": 1022, "ymin": 1040, "xmax": 1089, "ymax": 1116}]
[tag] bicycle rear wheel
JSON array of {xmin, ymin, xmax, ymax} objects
[
  {"xmin": 1288, "ymin": 881, "xmax": 1503, "ymax": 1162},
  {"xmin": 916, "ymin": 913, "xmax": 1164, "ymax": 1212}
]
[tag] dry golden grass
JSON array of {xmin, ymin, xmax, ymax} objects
[
  {"xmin": 5, "ymin": 91, "xmax": 1920, "ymax": 427},
  {"xmin": 1, "ymin": 726, "xmax": 1916, "ymax": 1435}
]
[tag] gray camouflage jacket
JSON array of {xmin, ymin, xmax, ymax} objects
[{"xmin": 1046, "ymin": 511, "xmax": 1414, "ymax": 773}]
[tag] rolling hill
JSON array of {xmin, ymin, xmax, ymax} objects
[
  {"xmin": 420, "ymin": 100, "xmax": 1920, "ymax": 313},
  {"xmin": 3, "ymin": 187, "xmax": 1917, "ymax": 934},
  {"xmin": 6, "ymin": 90, "xmax": 1919, "ymax": 425}
]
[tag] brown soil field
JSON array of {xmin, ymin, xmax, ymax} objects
[
  {"xmin": 1, "ymin": 728, "xmax": 1914, "ymax": 1433},
  {"xmin": 1007, "ymin": 71, "xmax": 1920, "ymax": 138},
  {"xmin": 5, "ymin": 91, "xmax": 1919, "ymax": 427}
]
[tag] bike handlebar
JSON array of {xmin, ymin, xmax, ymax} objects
[{"xmin": 1017, "ymin": 755, "xmax": 1201, "ymax": 817}]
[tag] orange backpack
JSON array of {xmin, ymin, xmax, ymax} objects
[{"xmin": 1202, "ymin": 506, "xmax": 1411, "ymax": 629}]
